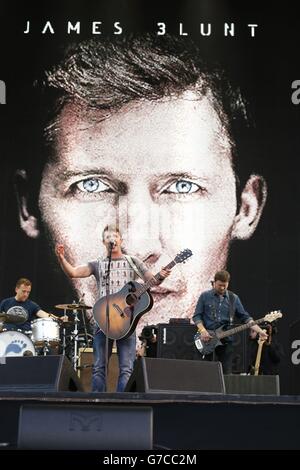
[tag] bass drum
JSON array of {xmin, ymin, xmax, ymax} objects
[{"xmin": 0, "ymin": 330, "xmax": 36, "ymax": 357}]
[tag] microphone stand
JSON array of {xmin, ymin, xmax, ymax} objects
[
  {"xmin": 104, "ymin": 244, "xmax": 113, "ymax": 392},
  {"xmin": 72, "ymin": 302, "xmax": 80, "ymax": 370}
]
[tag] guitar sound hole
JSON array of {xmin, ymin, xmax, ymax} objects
[{"xmin": 126, "ymin": 293, "xmax": 137, "ymax": 305}]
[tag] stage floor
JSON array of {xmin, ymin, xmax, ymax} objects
[{"xmin": 1, "ymin": 391, "xmax": 300, "ymax": 451}]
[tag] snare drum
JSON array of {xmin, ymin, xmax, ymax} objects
[
  {"xmin": 31, "ymin": 318, "xmax": 60, "ymax": 346},
  {"xmin": 0, "ymin": 330, "xmax": 36, "ymax": 357}
]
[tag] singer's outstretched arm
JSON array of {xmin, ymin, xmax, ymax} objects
[{"xmin": 55, "ymin": 243, "xmax": 92, "ymax": 278}]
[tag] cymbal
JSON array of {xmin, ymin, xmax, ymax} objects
[{"xmin": 55, "ymin": 303, "xmax": 92, "ymax": 310}]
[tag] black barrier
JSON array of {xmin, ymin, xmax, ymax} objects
[{"xmin": 18, "ymin": 405, "xmax": 153, "ymax": 450}]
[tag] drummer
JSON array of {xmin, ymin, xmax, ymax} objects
[{"xmin": 0, "ymin": 278, "xmax": 68, "ymax": 332}]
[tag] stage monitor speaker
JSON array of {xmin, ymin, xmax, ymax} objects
[
  {"xmin": 125, "ymin": 357, "xmax": 225, "ymax": 394},
  {"xmin": 224, "ymin": 374, "xmax": 280, "ymax": 395},
  {"xmin": 156, "ymin": 323, "xmax": 199, "ymax": 360},
  {"xmin": 18, "ymin": 404, "xmax": 153, "ymax": 449},
  {"xmin": 0, "ymin": 356, "xmax": 83, "ymax": 392}
]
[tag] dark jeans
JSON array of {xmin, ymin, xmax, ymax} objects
[{"xmin": 204, "ymin": 342, "xmax": 234, "ymax": 374}]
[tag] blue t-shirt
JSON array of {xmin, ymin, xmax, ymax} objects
[{"xmin": 0, "ymin": 297, "xmax": 41, "ymax": 331}]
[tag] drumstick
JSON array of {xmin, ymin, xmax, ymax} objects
[{"xmin": 48, "ymin": 313, "xmax": 61, "ymax": 321}]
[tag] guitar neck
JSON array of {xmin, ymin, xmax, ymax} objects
[
  {"xmin": 217, "ymin": 317, "xmax": 267, "ymax": 340},
  {"xmin": 135, "ymin": 260, "xmax": 176, "ymax": 297},
  {"xmin": 254, "ymin": 339, "xmax": 265, "ymax": 376}
]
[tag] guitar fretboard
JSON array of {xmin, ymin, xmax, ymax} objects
[
  {"xmin": 134, "ymin": 259, "xmax": 177, "ymax": 297},
  {"xmin": 217, "ymin": 317, "xmax": 267, "ymax": 339}
]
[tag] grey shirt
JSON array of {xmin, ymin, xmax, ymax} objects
[{"xmin": 88, "ymin": 255, "xmax": 148, "ymax": 299}]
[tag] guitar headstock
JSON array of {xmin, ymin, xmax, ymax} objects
[
  {"xmin": 174, "ymin": 249, "xmax": 193, "ymax": 264},
  {"xmin": 264, "ymin": 310, "xmax": 283, "ymax": 323}
]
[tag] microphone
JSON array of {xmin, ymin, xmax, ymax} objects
[{"xmin": 109, "ymin": 241, "xmax": 115, "ymax": 249}]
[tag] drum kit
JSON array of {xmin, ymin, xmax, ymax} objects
[{"xmin": 0, "ymin": 302, "xmax": 93, "ymax": 370}]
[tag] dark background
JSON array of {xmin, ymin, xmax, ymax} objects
[{"xmin": 0, "ymin": 0, "xmax": 299, "ymax": 393}]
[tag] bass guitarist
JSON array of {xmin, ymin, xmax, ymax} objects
[
  {"xmin": 192, "ymin": 270, "xmax": 267, "ymax": 373},
  {"xmin": 55, "ymin": 224, "xmax": 170, "ymax": 392}
]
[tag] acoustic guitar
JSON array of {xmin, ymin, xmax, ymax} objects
[{"xmin": 93, "ymin": 249, "xmax": 193, "ymax": 340}]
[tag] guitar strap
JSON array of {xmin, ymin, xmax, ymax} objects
[
  {"xmin": 98, "ymin": 255, "xmax": 144, "ymax": 281},
  {"xmin": 124, "ymin": 255, "xmax": 144, "ymax": 279},
  {"xmin": 98, "ymin": 257, "xmax": 105, "ymax": 284},
  {"xmin": 228, "ymin": 290, "xmax": 235, "ymax": 325}
]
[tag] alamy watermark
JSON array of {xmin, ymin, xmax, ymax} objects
[
  {"xmin": 0, "ymin": 80, "xmax": 6, "ymax": 104},
  {"xmin": 291, "ymin": 80, "xmax": 300, "ymax": 105}
]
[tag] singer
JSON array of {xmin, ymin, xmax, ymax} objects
[{"xmin": 55, "ymin": 224, "xmax": 170, "ymax": 392}]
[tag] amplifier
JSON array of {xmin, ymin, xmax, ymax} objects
[
  {"xmin": 157, "ymin": 323, "xmax": 199, "ymax": 360},
  {"xmin": 78, "ymin": 348, "xmax": 119, "ymax": 392}
]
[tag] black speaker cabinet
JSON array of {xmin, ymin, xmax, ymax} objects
[
  {"xmin": 0, "ymin": 355, "xmax": 83, "ymax": 392},
  {"xmin": 224, "ymin": 374, "xmax": 280, "ymax": 395},
  {"xmin": 156, "ymin": 323, "xmax": 199, "ymax": 360},
  {"xmin": 231, "ymin": 329, "xmax": 249, "ymax": 374},
  {"xmin": 156, "ymin": 323, "xmax": 250, "ymax": 373},
  {"xmin": 18, "ymin": 404, "xmax": 153, "ymax": 449},
  {"xmin": 125, "ymin": 357, "xmax": 225, "ymax": 394}
]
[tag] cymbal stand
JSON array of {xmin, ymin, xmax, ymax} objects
[
  {"xmin": 61, "ymin": 307, "xmax": 67, "ymax": 356},
  {"xmin": 42, "ymin": 341, "xmax": 51, "ymax": 356},
  {"xmin": 79, "ymin": 306, "xmax": 90, "ymax": 348},
  {"xmin": 71, "ymin": 305, "xmax": 80, "ymax": 370},
  {"xmin": 76, "ymin": 292, "xmax": 90, "ymax": 350}
]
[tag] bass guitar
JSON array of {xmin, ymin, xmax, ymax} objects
[
  {"xmin": 194, "ymin": 311, "xmax": 282, "ymax": 356},
  {"xmin": 93, "ymin": 249, "xmax": 193, "ymax": 340}
]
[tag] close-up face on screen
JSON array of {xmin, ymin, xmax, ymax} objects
[{"xmin": 0, "ymin": 0, "xmax": 299, "ymax": 415}]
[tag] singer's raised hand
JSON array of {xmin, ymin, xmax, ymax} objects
[{"xmin": 55, "ymin": 244, "xmax": 65, "ymax": 259}]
